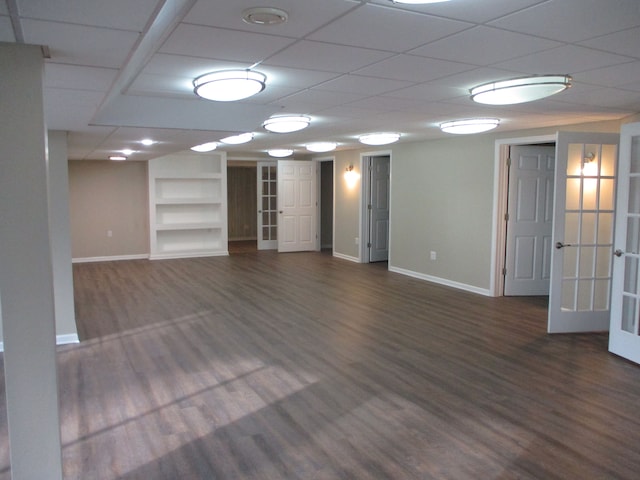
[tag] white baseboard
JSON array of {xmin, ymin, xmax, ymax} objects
[
  {"xmin": 333, "ymin": 251, "xmax": 360, "ymax": 263},
  {"xmin": 73, "ymin": 254, "xmax": 149, "ymax": 263},
  {"xmin": 388, "ymin": 265, "xmax": 492, "ymax": 297},
  {"xmin": 0, "ymin": 333, "xmax": 80, "ymax": 352}
]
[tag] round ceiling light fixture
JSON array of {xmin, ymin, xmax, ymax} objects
[
  {"xmin": 263, "ymin": 115, "xmax": 311, "ymax": 133},
  {"xmin": 440, "ymin": 118, "xmax": 500, "ymax": 135},
  {"xmin": 219, "ymin": 132, "xmax": 254, "ymax": 145},
  {"xmin": 193, "ymin": 69, "xmax": 266, "ymax": 102},
  {"xmin": 190, "ymin": 142, "xmax": 218, "ymax": 152},
  {"xmin": 470, "ymin": 75, "xmax": 572, "ymax": 105},
  {"xmin": 358, "ymin": 132, "xmax": 401, "ymax": 146},
  {"xmin": 242, "ymin": 7, "xmax": 289, "ymax": 25},
  {"xmin": 306, "ymin": 142, "xmax": 337, "ymax": 153},
  {"xmin": 268, "ymin": 149, "xmax": 294, "ymax": 158}
]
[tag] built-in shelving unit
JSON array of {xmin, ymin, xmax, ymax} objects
[{"xmin": 148, "ymin": 152, "xmax": 228, "ymax": 259}]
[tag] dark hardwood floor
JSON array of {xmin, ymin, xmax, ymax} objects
[{"xmin": 1, "ymin": 251, "xmax": 640, "ymax": 479}]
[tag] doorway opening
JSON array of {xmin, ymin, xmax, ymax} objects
[
  {"xmin": 227, "ymin": 161, "xmax": 257, "ymax": 254},
  {"xmin": 492, "ymin": 135, "xmax": 556, "ymax": 296},
  {"xmin": 318, "ymin": 159, "xmax": 334, "ymax": 252}
]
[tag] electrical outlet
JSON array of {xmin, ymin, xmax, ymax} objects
[
  {"xmin": 355, "ymin": 237, "xmax": 359, "ymax": 245},
  {"xmin": 107, "ymin": 230, "xmax": 113, "ymax": 237},
  {"xmin": 430, "ymin": 251, "xmax": 437, "ymax": 260}
]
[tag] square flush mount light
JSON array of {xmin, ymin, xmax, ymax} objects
[
  {"xmin": 358, "ymin": 133, "xmax": 400, "ymax": 146},
  {"xmin": 263, "ymin": 115, "xmax": 310, "ymax": 133},
  {"xmin": 193, "ymin": 69, "xmax": 266, "ymax": 102},
  {"xmin": 440, "ymin": 118, "xmax": 500, "ymax": 134},
  {"xmin": 470, "ymin": 75, "xmax": 571, "ymax": 105}
]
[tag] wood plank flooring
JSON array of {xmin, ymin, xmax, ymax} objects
[{"xmin": 1, "ymin": 251, "xmax": 640, "ymax": 479}]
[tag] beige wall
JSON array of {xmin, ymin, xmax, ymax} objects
[
  {"xmin": 68, "ymin": 160, "xmax": 149, "ymax": 259},
  {"xmin": 325, "ymin": 119, "xmax": 626, "ymax": 293},
  {"xmin": 390, "ymin": 135, "xmax": 495, "ymax": 290},
  {"xmin": 333, "ymin": 150, "xmax": 362, "ymax": 260}
]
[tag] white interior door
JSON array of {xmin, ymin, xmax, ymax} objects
[
  {"xmin": 504, "ymin": 145, "xmax": 555, "ymax": 295},
  {"xmin": 548, "ymin": 132, "xmax": 619, "ymax": 333},
  {"xmin": 257, "ymin": 161, "xmax": 277, "ymax": 250},
  {"xmin": 368, "ymin": 156, "xmax": 390, "ymax": 262},
  {"xmin": 609, "ymin": 122, "xmax": 640, "ymax": 364},
  {"xmin": 277, "ymin": 160, "xmax": 316, "ymax": 252}
]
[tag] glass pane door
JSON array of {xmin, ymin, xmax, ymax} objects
[
  {"xmin": 548, "ymin": 132, "xmax": 619, "ymax": 333},
  {"xmin": 610, "ymin": 122, "xmax": 640, "ymax": 364},
  {"xmin": 257, "ymin": 161, "xmax": 277, "ymax": 250}
]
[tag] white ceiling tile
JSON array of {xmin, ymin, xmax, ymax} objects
[
  {"xmin": 264, "ymin": 40, "xmax": 393, "ymax": 72},
  {"xmin": 427, "ymin": 67, "xmax": 525, "ymax": 90},
  {"xmin": 159, "ymin": 24, "xmax": 295, "ymax": 64},
  {"xmin": 576, "ymin": 61, "xmax": 640, "ymax": 88},
  {"xmin": 279, "ymin": 89, "xmax": 367, "ymax": 108},
  {"xmin": 256, "ymin": 66, "xmax": 340, "ymax": 89},
  {"xmin": 127, "ymin": 73, "xmax": 195, "ymax": 98},
  {"xmin": 0, "ymin": 16, "xmax": 15, "ymax": 42},
  {"xmin": 579, "ymin": 27, "xmax": 640, "ymax": 59},
  {"xmin": 43, "ymin": 88, "xmax": 106, "ymax": 130},
  {"xmin": 140, "ymin": 54, "xmax": 250, "ymax": 80},
  {"xmin": 488, "ymin": 0, "xmax": 640, "ymax": 43},
  {"xmin": 557, "ymin": 86, "xmax": 640, "ymax": 110},
  {"xmin": 44, "ymin": 64, "xmax": 118, "ymax": 92},
  {"xmin": 16, "ymin": 0, "xmax": 160, "ymax": 31},
  {"xmin": 308, "ymin": 3, "xmax": 471, "ymax": 52},
  {"xmin": 369, "ymin": 0, "xmax": 548, "ymax": 24},
  {"xmin": 184, "ymin": 0, "xmax": 357, "ymax": 38},
  {"xmin": 354, "ymin": 54, "xmax": 474, "ymax": 82},
  {"xmin": 22, "ymin": 19, "xmax": 139, "ymax": 68},
  {"xmin": 410, "ymin": 26, "xmax": 561, "ymax": 65},
  {"xmin": 383, "ymin": 83, "xmax": 467, "ymax": 102},
  {"xmin": 313, "ymin": 75, "xmax": 414, "ymax": 95},
  {"xmin": 493, "ymin": 45, "xmax": 633, "ymax": 75}
]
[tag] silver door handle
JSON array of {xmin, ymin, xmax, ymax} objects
[
  {"xmin": 614, "ymin": 249, "xmax": 624, "ymax": 257},
  {"xmin": 555, "ymin": 242, "xmax": 573, "ymax": 249}
]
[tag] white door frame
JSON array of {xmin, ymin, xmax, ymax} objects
[
  {"xmin": 359, "ymin": 150, "xmax": 393, "ymax": 263},
  {"xmin": 315, "ymin": 156, "xmax": 335, "ymax": 252},
  {"xmin": 491, "ymin": 134, "xmax": 556, "ymax": 296}
]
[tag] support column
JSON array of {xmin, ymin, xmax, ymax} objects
[{"xmin": 0, "ymin": 43, "xmax": 63, "ymax": 479}]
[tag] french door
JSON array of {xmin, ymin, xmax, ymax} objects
[
  {"xmin": 609, "ymin": 122, "xmax": 640, "ymax": 364},
  {"xmin": 257, "ymin": 161, "xmax": 277, "ymax": 250},
  {"xmin": 548, "ymin": 132, "xmax": 619, "ymax": 333}
]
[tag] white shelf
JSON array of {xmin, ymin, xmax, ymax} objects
[
  {"xmin": 148, "ymin": 152, "xmax": 227, "ymax": 259},
  {"xmin": 154, "ymin": 197, "xmax": 220, "ymax": 205},
  {"xmin": 155, "ymin": 223, "xmax": 222, "ymax": 231}
]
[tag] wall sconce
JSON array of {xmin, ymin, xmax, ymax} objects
[
  {"xmin": 583, "ymin": 151, "xmax": 597, "ymax": 176},
  {"xmin": 344, "ymin": 165, "xmax": 360, "ymax": 189}
]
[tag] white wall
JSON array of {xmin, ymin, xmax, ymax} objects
[
  {"xmin": 48, "ymin": 131, "xmax": 79, "ymax": 343},
  {"xmin": 0, "ymin": 42, "xmax": 63, "ymax": 480}
]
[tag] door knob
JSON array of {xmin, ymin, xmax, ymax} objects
[
  {"xmin": 279, "ymin": 210, "xmax": 283, "ymax": 214},
  {"xmin": 614, "ymin": 249, "xmax": 624, "ymax": 257},
  {"xmin": 555, "ymin": 241, "xmax": 573, "ymax": 249}
]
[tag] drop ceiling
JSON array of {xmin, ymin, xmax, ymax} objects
[{"xmin": 2, "ymin": 0, "xmax": 640, "ymax": 160}]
